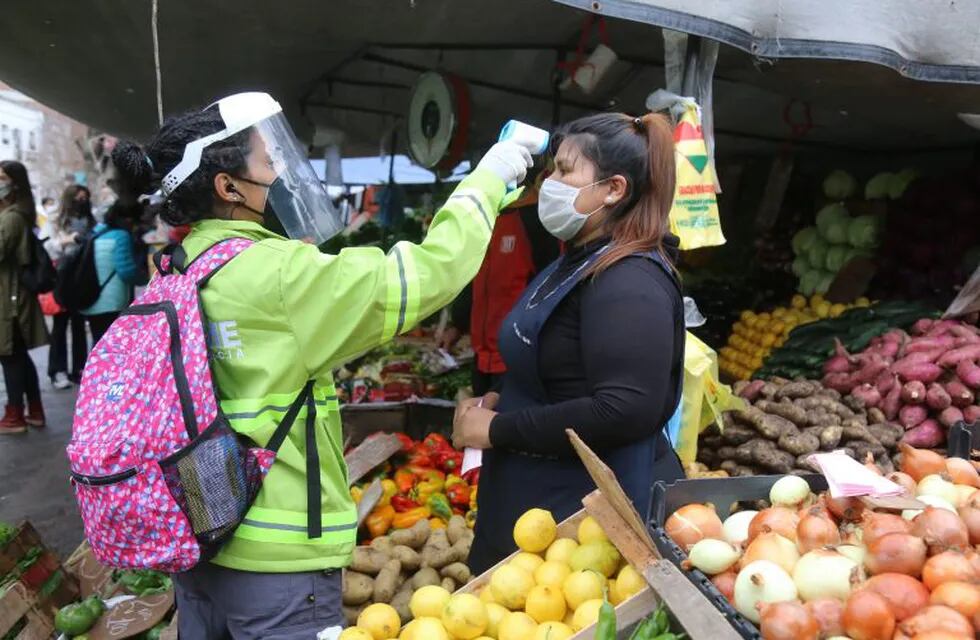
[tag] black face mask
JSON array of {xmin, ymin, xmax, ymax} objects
[
  {"xmin": 234, "ymin": 176, "xmax": 291, "ymax": 237},
  {"xmin": 72, "ymin": 200, "xmax": 92, "ymax": 218}
]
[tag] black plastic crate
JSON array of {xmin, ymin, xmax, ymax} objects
[
  {"xmin": 648, "ymin": 474, "xmax": 829, "ymax": 640},
  {"xmin": 947, "ymin": 420, "xmax": 980, "ymax": 460}
]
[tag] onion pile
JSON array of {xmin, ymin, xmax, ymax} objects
[{"xmin": 662, "ymin": 446, "xmax": 980, "ymax": 639}]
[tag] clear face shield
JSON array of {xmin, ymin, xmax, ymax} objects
[{"xmin": 161, "ymin": 92, "xmax": 344, "ymax": 244}]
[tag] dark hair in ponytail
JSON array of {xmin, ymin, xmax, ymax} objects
[
  {"xmin": 548, "ymin": 112, "xmax": 675, "ymax": 275},
  {"xmin": 112, "ymin": 104, "xmax": 252, "ymax": 226},
  {"xmin": 0, "ymin": 160, "xmax": 37, "ymax": 227}
]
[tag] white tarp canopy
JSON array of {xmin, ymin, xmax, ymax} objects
[{"xmin": 556, "ymin": 0, "xmax": 980, "ymax": 83}]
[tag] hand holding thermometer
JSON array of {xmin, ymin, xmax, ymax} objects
[{"xmin": 498, "ymin": 120, "xmax": 550, "ymax": 190}]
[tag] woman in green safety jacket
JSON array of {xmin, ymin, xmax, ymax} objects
[{"xmin": 112, "ymin": 92, "xmax": 532, "ymax": 639}]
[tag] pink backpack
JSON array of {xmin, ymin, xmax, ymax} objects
[{"xmin": 67, "ymin": 238, "xmax": 316, "ymax": 572}]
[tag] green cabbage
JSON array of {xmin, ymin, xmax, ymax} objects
[
  {"xmin": 865, "ymin": 172, "xmax": 895, "ymax": 200},
  {"xmin": 823, "ymin": 170, "xmax": 857, "ymax": 200},
  {"xmin": 816, "ymin": 271, "xmax": 835, "ymax": 295},
  {"xmin": 825, "ymin": 245, "xmax": 850, "ymax": 272},
  {"xmin": 816, "ymin": 203, "xmax": 849, "ymax": 239},
  {"xmin": 799, "ymin": 270, "xmax": 822, "ymax": 296},
  {"xmin": 792, "ymin": 256, "xmax": 810, "ymax": 277},
  {"xmin": 792, "ymin": 226, "xmax": 819, "ymax": 256},
  {"xmin": 825, "ymin": 219, "xmax": 850, "ymax": 244},
  {"xmin": 808, "ymin": 238, "xmax": 829, "ymax": 270},
  {"xmin": 888, "ymin": 168, "xmax": 918, "ymax": 200},
  {"xmin": 848, "ymin": 214, "xmax": 882, "ymax": 249}
]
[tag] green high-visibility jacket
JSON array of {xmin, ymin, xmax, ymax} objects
[{"xmin": 180, "ymin": 170, "xmax": 507, "ymax": 573}]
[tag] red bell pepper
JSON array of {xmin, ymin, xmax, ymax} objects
[
  {"xmin": 394, "ymin": 433, "xmax": 415, "ymax": 453},
  {"xmin": 435, "ymin": 449, "xmax": 463, "ymax": 474},
  {"xmin": 446, "ymin": 483, "xmax": 470, "ymax": 508},
  {"xmin": 390, "ymin": 494, "xmax": 420, "ymax": 513},
  {"xmin": 462, "ymin": 467, "xmax": 480, "ymax": 486},
  {"xmin": 422, "ymin": 433, "xmax": 451, "ymax": 451},
  {"xmin": 406, "ymin": 448, "xmax": 433, "ymax": 468}
]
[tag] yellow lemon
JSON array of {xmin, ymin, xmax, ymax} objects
[
  {"xmin": 791, "ymin": 294, "xmax": 807, "ymax": 309},
  {"xmin": 571, "ymin": 599, "xmax": 604, "ymax": 632},
  {"xmin": 442, "ymin": 593, "xmax": 488, "ymax": 640},
  {"xmin": 339, "ymin": 628, "xmax": 375, "ymax": 640},
  {"xmin": 497, "ymin": 612, "xmax": 538, "ymax": 640},
  {"xmin": 576, "ymin": 516, "xmax": 607, "ymax": 545},
  {"xmin": 410, "ymin": 585, "xmax": 452, "ymax": 619},
  {"xmin": 479, "ymin": 586, "xmax": 497, "ymax": 605},
  {"xmin": 809, "ymin": 294, "xmax": 825, "ymax": 308},
  {"xmin": 490, "ymin": 564, "xmax": 535, "ymax": 610},
  {"xmin": 400, "ymin": 617, "xmax": 449, "ymax": 640},
  {"xmin": 525, "ymin": 584, "xmax": 567, "ymax": 623},
  {"xmin": 830, "ymin": 303, "xmax": 846, "ymax": 318},
  {"xmin": 815, "ymin": 301, "xmax": 831, "ymax": 319},
  {"xmin": 534, "ymin": 561, "xmax": 571, "ymax": 588},
  {"xmin": 855, "ymin": 296, "xmax": 871, "ymax": 307},
  {"xmin": 568, "ymin": 541, "xmax": 621, "ymax": 578},
  {"xmin": 532, "ymin": 621, "xmax": 575, "ymax": 640},
  {"xmin": 740, "ymin": 310, "xmax": 754, "ymax": 322},
  {"xmin": 513, "ymin": 509, "xmax": 557, "ymax": 553},
  {"xmin": 562, "ymin": 570, "xmax": 605, "ymax": 611},
  {"xmin": 616, "ymin": 565, "xmax": 646, "ymax": 601},
  {"xmin": 608, "ymin": 578, "xmax": 623, "ymax": 606},
  {"xmin": 510, "ymin": 552, "xmax": 545, "ymax": 574},
  {"xmin": 485, "ymin": 602, "xmax": 509, "ymax": 638},
  {"xmin": 545, "ymin": 538, "xmax": 579, "ymax": 565},
  {"xmin": 357, "ymin": 603, "xmax": 402, "ymax": 640}
]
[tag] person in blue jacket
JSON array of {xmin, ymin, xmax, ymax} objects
[{"xmin": 80, "ymin": 204, "xmax": 148, "ymax": 342}]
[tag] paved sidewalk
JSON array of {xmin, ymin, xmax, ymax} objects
[{"xmin": 0, "ymin": 344, "xmax": 83, "ymax": 557}]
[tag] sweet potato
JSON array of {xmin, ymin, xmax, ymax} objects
[
  {"xmin": 926, "ymin": 320, "xmax": 961, "ymax": 337},
  {"xmin": 737, "ymin": 379, "xmax": 766, "ymax": 402},
  {"xmin": 937, "ymin": 344, "xmax": 980, "ymax": 368},
  {"xmin": 900, "ymin": 380, "xmax": 926, "ymax": 405},
  {"xmin": 924, "ymin": 383, "xmax": 951, "ymax": 411},
  {"xmin": 891, "ymin": 360, "xmax": 944, "ymax": 383},
  {"xmin": 882, "ymin": 377, "xmax": 902, "ymax": 420},
  {"xmin": 775, "ymin": 381, "xmax": 818, "ymax": 400},
  {"xmin": 824, "ymin": 356, "xmax": 852, "ymax": 374},
  {"xmin": 899, "ymin": 404, "xmax": 929, "ymax": 429},
  {"xmin": 373, "ymin": 559, "xmax": 402, "ymax": 603},
  {"xmin": 906, "ymin": 335, "xmax": 956, "ymax": 353},
  {"xmin": 938, "ymin": 406, "xmax": 965, "ymax": 429},
  {"xmin": 945, "ymin": 380, "xmax": 975, "ymax": 408},
  {"xmin": 343, "ymin": 571, "xmax": 375, "ymax": 606},
  {"xmin": 351, "ymin": 547, "xmax": 391, "ymax": 575},
  {"xmin": 850, "ymin": 384, "xmax": 882, "ymax": 409},
  {"xmin": 912, "ymin": 318, "xmax": 935, "ymax": 335},
  {"xmin": 755, "ymin": 399, "xmax": 807, "ymax": 426},
  {"xmin": 956, "ymin": 359, "xmax": 980, "ymax": 389},
  {"xmin": 901, "ymin": 420, "xmax": 945, "ymax": 448},
  {"xmin": 964, "ymin": 406, "xmax": 980, "ymax": 424},
  {"xmin": 778, "ymin": 432, "xmax": 820, "ymax": 455},
  {"xmin": 850, "ymin": 358, "xmax": 892, "ymax": 388},
  {"xmin": 876, "ymin": 372, "xmax": 898, "ymax": 396},
  {"xmin": 822, "ymin": 372, "xmax": 854, "ymax": 394}
]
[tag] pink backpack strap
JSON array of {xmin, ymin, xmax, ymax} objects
[{"xmin": 153, "ymin": 238, "xmax": 254, "ymax": 284}]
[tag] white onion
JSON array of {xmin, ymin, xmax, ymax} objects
[
  {"xmin": 835, "ymin": 544, "xmax": 866, "ymax": 566},
  {"xmin": 722, "ymin": 510, "xmax": 758, "ymax": 547},
  {"xmin": 734, "ymin": 560, "xmax": 798, "ymax": 623},
  {"xmin": 687, "ymin": 538, "xmax": 741, "ymax": 575},
  {"xmin": 953, "ymin": 484, "xmax": 977, "ymax": 508},
  {"xmin": 792, "ymin": 549, "xmax": 863, "ymax": 602},
  {"xmin": 770, "ymin": 476, "xmax": 811, "ymax": 507},
  {"xmin": 902, "ymin": 494, "xmax": 957, "ymax": 520},
  {"xmin": 915, "ymin": 474, "xmax": 959, "ymax": 506}
]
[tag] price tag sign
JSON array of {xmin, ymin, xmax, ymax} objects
[{"xmin": 88, "ymin": 591, "xmax": 174, "ymax": 640}]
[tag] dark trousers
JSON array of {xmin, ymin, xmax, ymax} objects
[
  {"xmin": 86, "ymin": 312, "xmax": 118, "ymax": 344},
  {"xmin": 1, "ymin": 324, "xmax": 40, "ymax": 407},
  {"xmin": 47, "ymin": 311, "xmax": 87, "ymax": 380}
]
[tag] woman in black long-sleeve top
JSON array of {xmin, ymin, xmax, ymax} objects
[{"xmin": 453, "ymin": 112, "xmax": 685, "ymax": 573}]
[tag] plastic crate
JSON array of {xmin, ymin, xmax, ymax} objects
[
  {"xmin": 947, "ymin": 420, "xmax": 979, "ymax": 459},
  {"xmin": 340, "ymin": 398, "xmax": 455, "ymax": 446},
  {"xmin": 648, "ymin": 474, "xmax": 829, "ymax": 640}
]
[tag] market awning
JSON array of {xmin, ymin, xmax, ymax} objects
[{"xmin": 555, "ymin": 0, "xmax": 980, "ymax": 84}]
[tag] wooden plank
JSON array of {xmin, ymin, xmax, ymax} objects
[
  {"xmin": 566, "ymin": 430, "xmax": 657, "ymax": 558},
  {"xmin": 160, "ymin": 612, "xmax": 178, "ymax": 640},
  {"xmin": 345, "ymin": 433, "xmax": 402, "ymax": 486},
  {"xmin": 0, "ymin": 582, "xmax": 34, "ymax": 636},
  {"xmin": 569, "ymin": 586, "xmax": 658, "ymax": 640},
  {"xmin": 356, "ymin": 480, "xmax": 384, "ymax": 527},
  {"xmin": 584, "ymin": 490, "xmax": 742, "ymax": 640}
]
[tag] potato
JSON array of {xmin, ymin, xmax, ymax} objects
[
  {"xmin": 777, "ymin": 432, "xmax": 820, "ymax": 455},
  {"xmin": 752, "ymin": 448, "xmax": 794, "ymax": 473},
  {"xmin": 736, "ymin": 407, "xmax": 797, "ymax": 439},
  {"xmin": 755, "ymin": 399, "xmax": 807, "ymax": 426},
  {"xmin": 410, "ymin": 567, "xmax": 441, "ymax": 590},
  {"xmin": 759, "ymin": 382, "xmax": 779, "ymax": 399},
  {"xmin": 816, "ymin": 388, "xmax": 842, "ymax": 401},
  {"xmin": 373, "ymin": 559, "xmax": 402, "ymax": 603},
  {"xmin": 818, "ymin": 425, "xmax": 843, "ymax": 450},
  {"xmin": 696, "ymin": 447, "xmax": 719, "ymax": 468},
  {"xmin": 866, "ymin": 423, "xmax": 900, "ymax": 448},
  {"xmin": 449, "ymin": 533, "xmax": 473, "ymax": 564},
  {"xmin": 867, "ymin": 407, "xmax": 887, "ymax": 424},
  {"xmin": 343, "ymin": 603, "xmax": 369, "ymax": 627},
  {"xmin": 446, "ymin": 516, "xmax": 469, "ymax": 545},
  {"xmin": 700, "ymin": 435, "xmax": 723, "ymax": 449},
  {"xmin": 732, "ymin": 465, "xmax": 760, "ymax": 477},
  {"xmin": 390, "ymin": 519, "xmax": 431, "ymax": 549},
  {"xmin": 440, "ymin": 562, "xmax": 472, "ymax": 585},
  {"xmin": 390, "ymin": 582, "xmax": 414, "ymax": 623},
  {"xmin": 350, "ymin": 547, "xmax": 390, "ymax": 575},
  {"xmin": 841, "ymin": 422, "xmax": 881, "ymax": 445},
  {"xmin": 850, "ymin": 441, "xmax": 886, "ymax": 461},
  {"xmin": 343, "ymin": 571, "xmax": 375, "ymax": 606},
  {"xmin": 774, "ymin": 381, "xmax": 817, "ymax": 400},
  {"xmin": 441, "ymin": 577, "xmax": 457, "ymax": 592},
  {"xmin": 795, "ymin": 453, "xmax": 820, "ymax": 472},
  {"xmin": 391, "ymin": 545, "xmax": 422, "ymax": 571},
  {"xmin": 720, "ymin": 422, "xmax": 757, "ymax": 445},
  {"xmin": 370, "ymin": 536, "xmax": 393, "ymax": 554},
  {"xmin": 719, "ymin": 460, "xmax": 739, "ymax": 474}
]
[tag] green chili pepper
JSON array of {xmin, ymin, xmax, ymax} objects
[
  {"xmin": 652, "ymin": 605, "xmax": 669, "ymax": 634},
  {"xmin": 629, "ymin": 616, "xmax": 656, "ymax": 640},
  {"xmin": 595, "ymin": 599, "xmax": 618, "ymax": 640}
]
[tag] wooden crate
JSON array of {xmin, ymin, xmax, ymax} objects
[
  {"xmin": 0, "ymin": 522, "xmax": 80, "ymax": 612},
  {"xmin": 0, "ymin": 582, "xmax": 55, "ymax": 640}
]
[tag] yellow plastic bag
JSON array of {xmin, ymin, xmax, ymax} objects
[
  {"xmin": 669, "ymin": 104, "xmax": 726, "ymax": 250},
  {"xmin": 676, "ymin": 332, "xmax": 745, "ymax": 463}
]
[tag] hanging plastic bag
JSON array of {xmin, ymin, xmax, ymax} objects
[{"xmin": 647, "ymin": 90, "xmax": 726, "ymax": 250}]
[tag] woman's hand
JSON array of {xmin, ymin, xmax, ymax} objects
[{"xmin": 452, "ymin": 392, "xmax": 499, "ymax": 449}]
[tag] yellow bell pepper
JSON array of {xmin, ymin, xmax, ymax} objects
[
  {"xmin": 413, "ymin": 480, "xmax": 442, "ymax": 504},
  {"xmin": 445, "ymin": 474, "xmax": 465, "ymax": 489},
  {"xmin": 469, "ymin": 485, "xmax": 478, "ymax": 511},
  {"xmin": 350, "ymin": 486, "xmax": 364, "ymax": 504},
  {"xmin": 429, "ymin": 517, "xmax": 447, "ymax": 530},
  {"xmin": 366, "ymin": 504, "xmax": 395, "ymax": 538},
  {"xmin": 392, "ymin": 506, "xmax": 431, "ymax": 530},
  {"xmin": 465, "ymin": 509, "xmax": 477, "ymax": 528},
  {"xmin": 378, "ymin": 479, "xmax": 397, "ymax": 507}
]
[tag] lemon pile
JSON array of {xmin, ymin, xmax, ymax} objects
[
  {"xmin": 718, "ymin": 294, "xmax": 869, "ymax": 381},
  {"xmin": 341, "ymin": 508, "xmax": 643, "ymax": 640}
]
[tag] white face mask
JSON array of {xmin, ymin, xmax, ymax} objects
[{"xmin": 537, "ymin": 178, "xmax": 605, "ymax": 241}]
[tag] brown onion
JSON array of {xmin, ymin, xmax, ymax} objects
[
  {"xmin": 862, "ymin": 573, "xmax": 930, "ymax": 621},
  {"xmin": 910, "ymin": 507, "xmax": 970, "ymax": 555},
  {"xmin": 800, "ymin": 495, "xmax": 834, "ymax": 522},
  {"xmin": 860, "ymin": 510, "xmax": 911, "ymax": 546},
  {"xmin": 922, "ymin": 551, "xmax": 980, "ymax": 591},
  {"xmin": 710, "ymin": 570, "xmax": 736, "ymax": 605},
  {"xmin": 758, "ymin": 600, "xmax": 819, "ymax": 640},
  {"xmin": 865, "ymin": 532, "xmax": 927, "ymax": 577},
  {"xmin": 747, "ymin": 507, "xmax": 799, "ymax": 543},
  {"xmin": 906, "ymin": 631, "xmax": 975, "ymax": 640},
  {"xmin": 797, "ymin": 508, "xmax": 841, "ymax": 552},
  {"xmin": 843, "ymin": 589, "xmax": 896, "ymax": 640},
  {"xmin": 740, "ymin": 532, "xmax": 799, "ymax": 574},
  {"xmin": 929, "ymin": 581, "xmax": 980, "ymax": 622},
  {"xmin": 665, "ymin": 503, "xmax": 723, "ymax": 549},
  {"xmin": 945, "ymin": 457, "xmax": 980, "ymax": 489},
  {"xmin": 957, "ymin": 504, "xmax": 980, "ymax": 545},
  {"xmin": 899, "ymin": 443, "xmax": 947, "ymax": 482},
  {"xmin": 898, "ymin": 605, "xmax": 974, "ymax": 638},
  {"xmin": 864, "ymin": 451, "xmax": 883, "ymax": 476},
  {"xmin": 887, "ymin": 471, "xmax": 918, "ymax": 496},
  {"xmin": 826, "ymin": 495, "xmax": 866, "ymax": 522},
  {"xmin": 805, "ymin": 598, "xmax": 844, "ymax": 637}
]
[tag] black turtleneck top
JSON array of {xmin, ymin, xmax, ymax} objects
[{"xmin": 489, "ymin": 237, "xmax": 685, "ymax": 456}]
